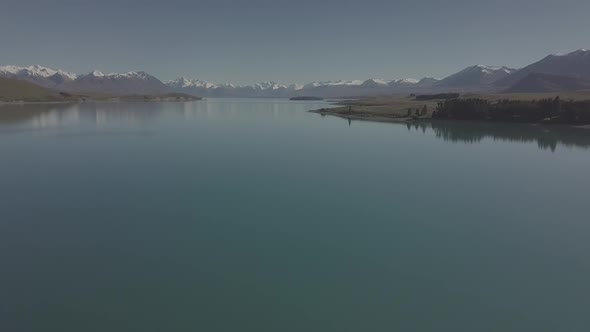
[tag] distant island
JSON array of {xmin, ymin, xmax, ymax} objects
[{"xmin": 289, "ymin": 96, "xmax": 324, "ymax": 101}]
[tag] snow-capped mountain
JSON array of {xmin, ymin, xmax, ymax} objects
[
  {"xmin": 0, "ymin": 65, "xmax": 78, "ymax": 88},
  {"xmin": 302, "ymin": 80, "xmax": 364, "ymax": 89},
  {"xmin": 164, "ymin": 76, "xmax": 443, "ymax": 98},
  {"xmin": 361, "ymin": 79, "xmax": 391, "ymax": 88},
  {"xmin": 0, "ymin": 65, "xmax": 77, "ymax": 80},
  {"xmin": 166, "ymin": 79, "xmax": 299, "ymax": 98},
  {"xmin": 83, "ymin": 70, "xmax": 160, "ymax": 81},
  {"xmin": 253, "ymin": 81, "xmax": 288, "ymax": 91},
  {"xmin": 391, "ymin": 78, "xmax": 420, "ymax": 85},
  {"xmin": 288, "ymin": 83, "xmax": 304, "ymax": 91},
  {"xmin": 436, "ymin": 65, "xmax": 517, "ymax": 88},
  {"xmin": 0, "ymin": 63, "xmax": 507, "ymax": 98},
  {"xmin": 300, "ymin": 78, "xmax": 421, "ymax": 89},
  {"xmin": 166, "ymin": 77, "xmax": 218, "ymax": 89},
  {"xmin": 4, "ymin": 49, "xmax": 590, "ymax": 97},
  {"xmin": 0, "ymin": 65, "xmax": 171, "ymax": 95}
]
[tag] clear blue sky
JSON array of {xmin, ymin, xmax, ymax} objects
[{"xmin": 1, "ymin": 0, "xmax": 589, "ymax": 84}]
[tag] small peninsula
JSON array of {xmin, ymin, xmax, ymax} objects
[{"xmin": 311, "ymin": 92, "xmax": 590, "ymax": 126}]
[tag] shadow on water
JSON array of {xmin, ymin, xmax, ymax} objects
[{"xmin": 404, "ymin": 120, "xmax": 590, "ymax": 152}]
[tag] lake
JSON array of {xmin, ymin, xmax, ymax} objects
[{"xmin": 1, "ymin": 99, "xmax": 590, "ymax": 331}]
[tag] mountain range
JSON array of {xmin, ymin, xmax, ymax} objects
[{"xmin": 2, "ymin": 49, "xmax": 590, "ymax": 98}]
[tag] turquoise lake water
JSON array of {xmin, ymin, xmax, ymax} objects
[{"xmin": 1, "ymin": 99, "xmax": 590, "ymax": 331}]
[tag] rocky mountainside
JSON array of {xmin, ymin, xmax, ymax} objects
[
  {"xmin": 505, "ymin": 73, "xmax": 590, "ymax": 93},
  {"xmin": 496, "ymin": 49, "xmax": 590, "ymax": 88}
]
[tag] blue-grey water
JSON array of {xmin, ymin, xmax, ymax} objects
[{"xmin": 1, "ymin": 99, "xmax": 590, "ymax": 331}]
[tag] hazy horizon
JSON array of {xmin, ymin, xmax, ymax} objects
[{"xmin": 2, "ymin": 0, "xmax": 589, "ymax": 84}]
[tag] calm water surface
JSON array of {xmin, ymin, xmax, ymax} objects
[{"xmin": 1, "ymin": 99, "xmax": 590, "ymax": 331}]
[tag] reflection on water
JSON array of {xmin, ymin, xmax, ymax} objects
[
  {"xmin": 2, "ymin": 101, "xmax": 590, "ymax": 152},
  {"xmin": 0, "ymin": 99, "xmax": 331, "ymax": 129},
  {"xmin": 2, "ymin": 99, "xmax": 590, "ymax": 332},
  {"xmin": 0, "ymin": 102, "xmax": 179, "ymax": 130},
  {"xmin": 0, "ymin": 104, "xmax": 81, "ymax": 128},
  {"xmin": 404, "ymin": 120, "xmax": 590, "ymax": 152}
]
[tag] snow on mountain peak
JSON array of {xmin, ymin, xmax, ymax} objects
[
  {"xmin": 304, "ymin": 80, "xmax": 363, "ymax": 88},
  {"xmin": 166, "ymin": 77, "xmax": 190, "ymax": 86},
  {"xmin": 392, "ymin": 78, "xmax": 419, "ymax": 85},
  {"xmin": 120, "ymin": 71, "xmax": 151, "ymax": 79},
  {"xmin": 254, "ymin": 81, "xmax": 288, "ymax": 90},
  {"xmin": 471, "ymin": 65, "xmax": 515, "ymax": 75},
  {"xmin": 168, "ymin": 77, "xmax": 218, "ymax": 89},
  {"xmin": 367, "ymin": 78, "xmax": 391, "ymax": 85},
  {"xmin": 86, "ymin": 70, "xmax": 152, "ymax": 80},
  {"xmin": 90, "ymin": 70, "xmax": 105, "ymax": 77},
  {"xmin": 552, "ymin": 49, "xmax": 590, "ymax": 57},
  {"xmin": 0, "ymin": 65, "xmax": 78, "ymax": 80}
]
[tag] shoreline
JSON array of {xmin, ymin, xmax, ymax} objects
[
  {"xmin": 310, "ymin": 108, "xmax": 423, "ymax": 124},
  {"xmin": 309, "ymin": 94, "xmax": 590, "ymax": 128},
  {"xmin": 310, "ymin": 104, "xmax": 590, "ymax": 129}
]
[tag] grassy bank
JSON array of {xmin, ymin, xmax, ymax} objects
[
  {"xmin": 311, "ymin": 91, "xmax": 590, "ymax": 125},
  {"xmin": 310, "ymin": 96, "xmax": 438, "ymax": 123}
]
